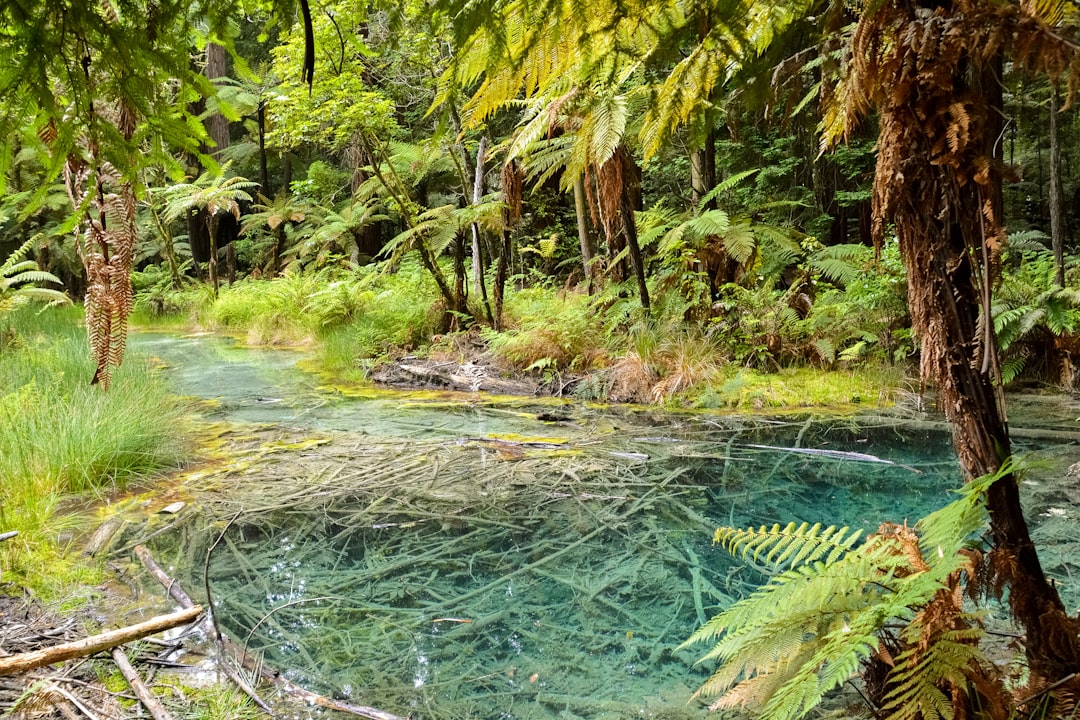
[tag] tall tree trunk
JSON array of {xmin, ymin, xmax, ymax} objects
[
  {"xmin": 1049, "ymin": 83, "xmax": 1067, "ymax": 288},
  {"xmin": 204, "ymin": 43, "xmax": 230, "ymax": 157},
  {"xmin": 257, "ymin": 100, "xmax": 270, "ymax": 196},
  {"xmin": 573, "ymin": 174, "xmax": 597, "ymax": 293},
  {"xmin": 866, "ymin": 4, "xmax": 1080, "ymax": 684},
  {"xmin": 470, "ymin": 136, "xmax": 493, "ymax": 325}
]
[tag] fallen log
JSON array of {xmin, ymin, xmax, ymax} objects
[
  {"xmin": 0, "ymin": 606, "xmax": 203, "ymax": 676},
  {"xmin": 110, "ymin": 647, "xmax": 175, "ymax": 720}
]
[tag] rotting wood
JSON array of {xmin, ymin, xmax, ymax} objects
[
  {"xmin": 0, "ymin": 606, "xmax": 203, "ymax": 676},
  {"xmin": 110, "ymin": 647, "xmax": 175, "ymax": 720},
  {"xmin": 83, "ymin": 518, "xmax": 125, "ymax": 556}
]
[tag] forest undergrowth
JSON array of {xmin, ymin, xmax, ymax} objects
[{"xmin": 131, "ymin": 256, "xmax": 908, "ymax": 410}]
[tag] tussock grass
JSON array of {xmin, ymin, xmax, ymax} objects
[{"xmin": 0, "ymin": 304, "xmax": 184, "ymax": 596}]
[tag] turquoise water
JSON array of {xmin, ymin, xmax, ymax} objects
[{"xmin": 132, "ymin": 333, "xmax": 1080, "ymax": 719}]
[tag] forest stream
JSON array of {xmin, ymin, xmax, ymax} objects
[{"xmin": 118, "ymin": 332, "xmax": 1080, "ymax": 720}]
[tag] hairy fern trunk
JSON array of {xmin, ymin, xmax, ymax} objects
[{"xmin": 865, "ymin": 0, "xmax": 1080, "ymax": 685}]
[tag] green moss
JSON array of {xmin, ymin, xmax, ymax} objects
[{"xmin": 685, "ymin": 366, "xmax": 902, "ymax": 411}]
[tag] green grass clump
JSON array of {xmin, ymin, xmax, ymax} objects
[
  {"xmin": 0, "ymin": 304, "xmax": 185, "ymax": 596},
  {"xmin": 308, "ymin": 262, "xmax": 442, "ymax": 374}
]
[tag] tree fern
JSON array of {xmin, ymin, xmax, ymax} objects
[{"xmin": 684, "ymin": 471, "xmax": 1001, "ymax": 720}]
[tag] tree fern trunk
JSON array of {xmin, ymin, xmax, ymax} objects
[{"xmin": 871, "ymin": 9, "xmax": 1080, "ymax": 682}]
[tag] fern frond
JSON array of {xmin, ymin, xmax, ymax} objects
[
  {"xmin": 721, "ymin": 223, "xmax": 757, "ymax": 264},
  {"xmin": 698, "ymin": 169, "xmax": 760, "ymax": 212}
]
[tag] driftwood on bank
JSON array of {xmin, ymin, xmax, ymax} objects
[
  {"xmin": 133, "ymin": 544, "xmax": 408, "ymax": 720},
  {"xmin": 110, "ymin": 647, "xmax": 176, "ymax": 720},
  {"xmin": 133, "ymin": 544, "xmax": 272, "ymax": 713},
  {"xmin": 0, "ymin": 606, "xmax": 203, "ymax": 676}
]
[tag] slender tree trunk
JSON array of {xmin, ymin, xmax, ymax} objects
[
  {"xmin": 573, "ymin": 174, "xmax": 597, "ymax": 293},
  {"xmin": 282, "ymin": 153, "xmax": 293, "ymax": 194},
  {"xmin": 618, "ymin": 149, "xmax": 649, "ymax": 313},
  {"xmin": 207, "ymin": 215, "xmax": 220, "ymax": 297},
  {"xmin": 272, "ymin": 226, "xmax": 284, "ymax": 276},
  {"xmin": 453, "ymin": 230, "xmax": 467, "ymax": 327},
  {"xmin": 494, "ymin": 226, "xmax": 511, "ymax": 331},
  {"xmin": 470, "ymin": 136, "xmax": 493, "ymax": 325},
  {"xmin": 618, "ymin": 190, "xmax": 650, "ymax": 314},
  {"xmin": 257, "ymin": 100, "xmax": 270, "ymax": 196},
  {"xmin": 226, "ymin": 242, "xmax": 237, "ymax": 286},
  {"xmin": 1050, "ymin": 84, "xmax": 1067, "ymax": 288}
]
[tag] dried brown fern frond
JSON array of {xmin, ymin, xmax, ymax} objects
[
  {"xmin": 64, "ymin": 154, "xmax": 137, "ymax": 390},
  {"xmin": 595, "ymin": 152, "xmax": 623, "ymax": 242}
]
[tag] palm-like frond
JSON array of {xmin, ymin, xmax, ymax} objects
[
  {"xmin": 158, "ymin": 163, "xmax": 257, "ymax": 222},
  {"xmin": 683, "ymin": 472, "xmax": 1000, "ymax": 720},
  {"xmin": 1, "ymin": 234, "xmax": 69, "ymax": 306}
]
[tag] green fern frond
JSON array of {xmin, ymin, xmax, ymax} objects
[
  {"xmin": 721, "ymin": 223, "xmax": 757, "ymax": 264},
  {"xmin": 698, "ymin": 169, "xmax": 760, "ymax": 212},
  {"xmin": 715, "ymin": 522, "xmax": 859, "ymax": 568},
  {"xmin": 1000, "ymin": 353, "xmax": 1029, "ymax": 385},
  {"xmin": 1004, "ymin": 229, "xmax": 1050, "ymax": 256}
]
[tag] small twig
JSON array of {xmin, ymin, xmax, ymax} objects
[
  {"xmin": 205, "ymin": 511, "xmax": 242, "ymax": 644},
  {"xmin": 0, "ymin": 531, "xmax": 18, "ymax": 542}
]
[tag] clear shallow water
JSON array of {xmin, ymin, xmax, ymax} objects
[{"xmin": 131, "ymin": 333, "xmax": 1080, "ymax": 720}]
